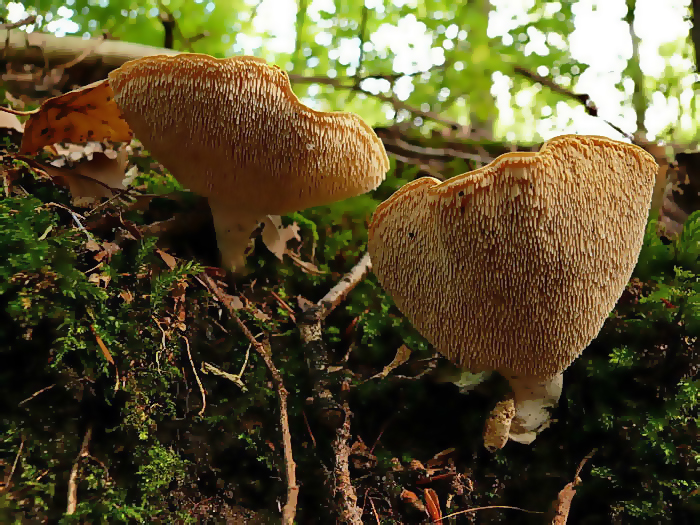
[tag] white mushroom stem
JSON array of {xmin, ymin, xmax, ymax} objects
[
  {"xmin": 208, "ymin": 198, "xmax": 262, "ymax": 272},
  {"xmin": 502, "ymin": 372, "xmax": 564, "ymax": 444}
]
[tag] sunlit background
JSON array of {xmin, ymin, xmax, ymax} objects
[{"xmin": 4, "ymin": 0, "xmax": 697, "ymax": 143}]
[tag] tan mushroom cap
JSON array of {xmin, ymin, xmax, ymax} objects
[
  {"xmin": 107, "ymin": 53, "xmax": 389, "ymax": 214},
  {"xmin": 368, "ymin": 135, "xmax": 657, "ymax": 380}
]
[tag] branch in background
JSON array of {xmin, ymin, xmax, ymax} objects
[
  {"xmin": 346, "ymin": 6, "xmax": 370, "ymax": 105},
  {"xmin": 513, "ymin": 65, "xmax": 633, "ymax": 140},
  {"xmin": 288, "ymin": 73, "xmax": 463, "ymax": 129},
  {"xmin": 691, "ymin": 0, "xmax": 700, "ymax": 75},
  {"xmin": 317, "ymin": 252, "xmax": 372, "ymax": 320},
  {"xmin": 0, "ymin": 15, "xmax": 36, "ymax": 31},
  {"xmin": 624, "ymin": 0, "xmax": 647, "ymax": 135},
  {"xmin": 201, "ymin": 273, "xmax": 299, "ymax": 525},
  {"xmin": 159, "ymin": 10, "xmax": 176, "ymax": 49},
  {"xmin": 292, "ymin": 0, "xmax": 308, "ymax": 71}
]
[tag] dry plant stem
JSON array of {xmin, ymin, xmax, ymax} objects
[
  {"xmin": 201, "ymin": 274, "xmax": 298, "ymax": 525},
  {"xmin": 66, "ymin": 426, "xmax": 92, "ymax": 515},
  {"xmin": 334, "ymin": 401, "xmax": 363, "ymax": 525},
  {"xmin": 2, "ymin": 438, "xmax": 25, "ymax": 492},
  {"xmin": 181, "ymin": 335, "xmax": 207, "ymax": 416}
]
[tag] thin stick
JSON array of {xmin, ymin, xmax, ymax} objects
[
  {"xmin": 333, "ymin": 402, "xmax": 363, "ymax": 525},
  {"xmin": 271, "ymin": 290, "xmax": 296, "ymax": 322},
  {"xmin": 0, "ymin": 105, "xmax": 36, "ymax": 117},
  {"xmin": 66, "ymin": 426, "xmax": 92, "ymax": 515},
  {"xmin": 317, "ymin": 252, "xmax": 373, "ymax": 319},
  {"xmin": 181, "ymin": 335, "xmax": 206, "ymax": 416},
  {"xmin": 2, "ymin": 438, "xmax": 25, "ymax": 492},
  {"xmin": 201, "ymin": 273, "xmax": 298, "ymax": 525},
  {"xmin": 18, "ymin": 384, "xmax": 55, "ymax": 406},
  {"xmin": 441, "ymin": 505, "xmax": 544, "ymax": 520}
]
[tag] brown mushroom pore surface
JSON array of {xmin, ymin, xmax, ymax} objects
[{"xmin": 368, "ymin": 134, "xmax": 658, "ymax": 444}]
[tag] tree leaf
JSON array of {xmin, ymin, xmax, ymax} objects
[{"xmin": 21, "ymin": 79, "xmax": 132, "ymax": 155}]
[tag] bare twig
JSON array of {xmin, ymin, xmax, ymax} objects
[
  {"xmin": 288, "ymin": 73, "xmax": 462, "ymax": 129},
  {"xmin": 317, "ymin": 252, "xmax": 373, "ymax": 320},
  {"xmin": 201, "ymin": 274, "xmax": 298, "ymax": 525},
  {"xmin": 2, "ymin": 437, "xmax": 25, "ymax": 492},
  {"xmin": 182, "ymin": 335, "xmax": 206, "ymax": 417},
  {"xmin": 334, "ymin": 399, "xmax": 363, "ymax": 525},
  {"xmin": 0, "ymin": 15, "xmax": 36, "ymax": 31},
  {"xmin": 440, "ymin": 505, "xmax": 544, "ymax": 520},
  {"xmin": 551, "ymin": 450, "xmax": 596, "ymax": 525},
  {"xmin": 18, "ymin": 384, "xmax": 55, "ymax": 406},
  {"xmin": 66, "ymin": 426, "xmax": 92, "ymax": 515}
]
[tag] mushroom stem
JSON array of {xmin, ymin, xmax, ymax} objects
[
  {"xmin": 208, "ymin": 198, "xmax": 262, "ymax": 272},
  {"xmin": 502, "ymin": 372, "xmax": 564, "ymax": 444}
]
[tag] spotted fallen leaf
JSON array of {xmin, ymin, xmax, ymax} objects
[
  {"xmin": 261, "ymin": 215, "xmax": 301, "ymax": 260},
  {"xmin": 21, "ymin": 79, "xmax": 132, "ymax": 155}
]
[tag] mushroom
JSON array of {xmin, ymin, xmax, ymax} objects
[
  {"xmin": 368, "ymin": 135, "xmax": 658, "ymax": 449},
  {"xmin": 108, "ymin": 53, "xmax": 389, "ymax": 271}
]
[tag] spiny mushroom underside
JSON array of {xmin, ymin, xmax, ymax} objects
[
  {"xmin": 369, "ymin": 135, "xmax": 658, "ymax": 381},
  {"xmin": 370, "ymin": 136, "xmax": 657, "ymax": 446},
  {"xmin": 108, "ymin": 53, "xmax": 389, "ymax": 214}
]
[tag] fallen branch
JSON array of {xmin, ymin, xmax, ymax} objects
[
  {"xmin": 295, "ymin": 254, "xmax": 374, "ymax": 522},
  {"xmin": 1, "ymin": 437, "xmax": 25, "ymax": 493},
  {"xmin": 0, "ymin": 15, "xmax": 36, "ymax": 31},
  {"xmin": 550, "ymin": 450, "xmax": 596, "ymax": 525},
  {"xmin": 317, "ymin": 252, "xmax": 373, "ymax": 320},
  {"xmin": 66, "ymin": 426, "xmax": 92, "ymax": 515},
  {"xmin": 334, "ymin": 394, "xmax": 363, "ymax": 525},
  {"xmin": 201, "ymin": 274, "xmax": 298, "ymax": 525}
]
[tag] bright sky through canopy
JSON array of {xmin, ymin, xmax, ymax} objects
[{"xmin": 5, "ymin": 0, "xmax": 696, "ymax": 142}]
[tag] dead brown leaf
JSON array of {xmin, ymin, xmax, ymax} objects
[
  {"xmin": 285, "ymin": 251, "xmax": 325, "ymax": 275},
  {"xmin": 424, "ymin": 488, "xmax": 442, "ymax": 524},
  {"xmin": 157, "ymin": 249, "xmax": 178, "ymax": 270},
  {"xmin": 119, "ymin": 290, "xmax": 134, "ymax": 304},
  {"xmin": 21, "ymin": 79, "xmax": 132, "ymax": 155},
  {"xmin": 90, "ymin": 325, "xmax": 114, "ymax": 365}
]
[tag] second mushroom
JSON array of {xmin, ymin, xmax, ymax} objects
[
  {"xmin": 108, "ymin": 53, "xmax": 389, "ymax": 271},
  {"xmin": 368, "ymin": 135, "xmax": 658, "ymax": 449}
]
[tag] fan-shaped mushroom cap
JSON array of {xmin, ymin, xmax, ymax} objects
[
  {"xmin": 107, "ymin": 54, "xmax": 389, "ymax": 270},
  {"xmin": 368, "ymin": 135, "xmax": 657, "ymax": 444}
]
